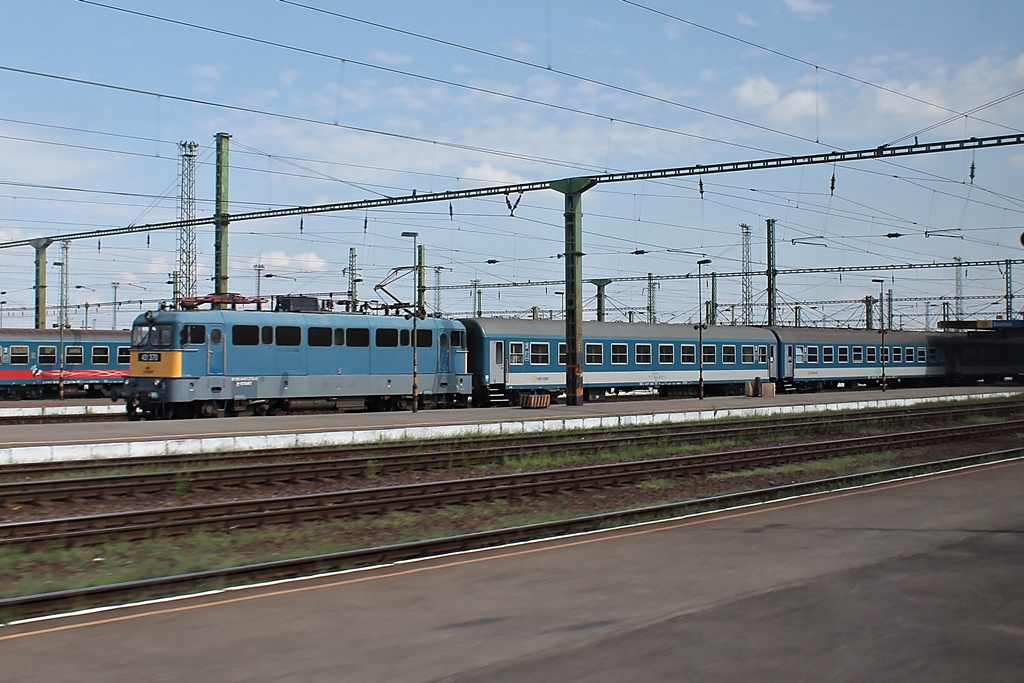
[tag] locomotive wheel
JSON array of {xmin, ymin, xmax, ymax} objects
[{"xmin": 197, "ymin": 401, "xmax": 218, "ymax": 418}]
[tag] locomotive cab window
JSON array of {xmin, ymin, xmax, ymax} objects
[
  {"xmin": 181, "ymin": 325, "xmax": 206, "ymax": 345},
  {"xmin": 451, "ymin": 330, "xmax": 465, "ymax": 348},
  {"xmin": 39, "ymin": 346, "xmax": 57, "ymax": 365},
  {"xmin": 91, "ymin": 346, "xmax": 110, "ymax": 365},
  {"xmin": 10, "ymin": 345, "xmax": 29, "ymax": 365},
  {"xmin": 132, "ymin": 323, "xmax": 173, "ymax": 348},
  {"xmin": 635, "ymin": 343, "xmax": 652, "ymax": 364},
  {"xmin": 65, "ymin": 346, "xmax": 84, "ymax": 365}
]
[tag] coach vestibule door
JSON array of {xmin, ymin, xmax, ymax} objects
[{"xmin": 489, "ymin": 340, "xmax": 505, "ymax": 383}]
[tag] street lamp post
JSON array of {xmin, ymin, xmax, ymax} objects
[
  {"xmin": 253, "ymin": 263, "xmax": 265, "ymax": 309},
  {"xmin": 111, "ymin": 282, "xmax": 120, "ymax": 329},
  {"xmin": 695, "ymin": 259, "xmax": 712, "ymax": 399},
  {"xmin": 75, "ymin": 285, "xmax": 95, "ymax": 328},
  {"xmin": 401, "ymin": 231, "xmax": 420, "ymax": 413},
  {"xmin": 872, "ymin": 279, "xmax": 886, "ymax": 391}
]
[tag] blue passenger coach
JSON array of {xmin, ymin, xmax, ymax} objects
[
  {"xmin": 123, "ymin": 308, "xmax": 471, "ymax": 418},
  {"xmin": 462, "ymin": 318, "xmax": 778, "ymax": 404},
  {"xmin": 0, "ymin": 328, "xmax": 130, "ymax": 398}
]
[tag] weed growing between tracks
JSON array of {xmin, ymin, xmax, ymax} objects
[{"xmin": 2, "ymin": 433, "xmax": 1015, "ymax": 600}]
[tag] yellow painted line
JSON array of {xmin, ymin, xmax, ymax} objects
[{"xmin": 2, "ymin": 458, "xmax": 1018, "ymax": 643}]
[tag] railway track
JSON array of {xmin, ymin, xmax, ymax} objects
[
  {"xmin": 3, "ymin": 418, "xmax": 1022, "ymax": 550},
  {"xmin": 1, "ymin": 400, "xmax": 1017, "ymax": 486},
  {"xmin": 2, "ymin": 447, "xmax": 1020, "ymax": 623}
]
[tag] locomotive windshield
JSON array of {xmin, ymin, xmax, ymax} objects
[{"xmin": 131, "ymin": 323, "xmax": 174, "ymax": 348}]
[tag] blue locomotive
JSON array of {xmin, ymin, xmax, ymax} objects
[
  {"xmin": 122, "ymin": 297, "xmax": 471, "ymax": 418},
  {"xmin": 120, "ymin": 295, "xmax": 1024, "ymax": 418},
  {"xmin": 0, "ymin": 328, "xmax": 130, "ymax": 399}
]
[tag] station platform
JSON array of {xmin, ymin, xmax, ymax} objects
[
  {"xmin": 0, "ymin": 385, "xmax": 1021, "ymax": 465},
  {"xmin": 2, "ymin": 451, "xmax": 1022, "ymax": 680}
]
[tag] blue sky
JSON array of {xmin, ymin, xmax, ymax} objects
[{"xmin": 1, "ymin": 0, "xmax": 1023, "ymax": 328}]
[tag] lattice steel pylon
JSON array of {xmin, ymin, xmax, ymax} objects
[
  {"xmin": 178, "ymin": 141, "xmax": 199, "ymax": 299},
  {"xmin": 740, "ymin": 223, "xmax": 753, "ymax": 324}
]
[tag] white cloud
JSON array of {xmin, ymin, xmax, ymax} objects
[
  {"xmin": 782, "ymin": 0, "xmax": 828, "ymax": 18},
  {"xmin": 734, "ymin": 76, "xmax": 825, "ymax": 123},
  {"xmin": 460, "ymin": 163, "xmax": 528, "ymax": 186},
  {"xmin": 737, "ymin": 13, "xmax": 758, "ymax": 27},
  {"xmin": 253, "ymin": 251, "xmax": 327, "ymax": 273},
  {"xmin": 279, "ymin": 70, "xmax": 300, "ymax": 87},
  {"xmin": 368, "ymin": 51, "xmax": 413, "ymax": 66}
]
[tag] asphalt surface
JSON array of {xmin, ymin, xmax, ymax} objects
[{"xmin": 2, "ymin": 455, "xmax": 1022, "ymax": 681}]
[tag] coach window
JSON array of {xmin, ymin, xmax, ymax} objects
[
  {"xmin": 92, "ymin": 346, "xmax": 110, "ymax": 365},
  {"xmin": 891, "ymin": 347, "xmax": 901, "ymax": 363},
  {"xmin": 117, "ymin": 346, "xmax": 131, "ymax": 364},
  {"xmin": 558, "ymin": 342, "xmax": 566, "ymax": 365},
  {"xmin": 906, "ymin": 347, "xmax": 915, "ymax": 362},
  {"xmin": 928, "ymin": 347, "xmax": 938, "ymax": 363},
  {"xmin": 795, "ymin": 346, "xmax": 805, "ymax": 364},
  {"xmin": 853, "ymin": 346, "xmax": 863, "ymax": 363},
  {"xmin": 702, "ymin": 344, "xmax": 716, "ymax": 365},
  {"xmin": 721, "ymin": 345, "xmax": 736, "ymax": 364},
  {"xmin": 659, "ymin": 344, "xmax": 674, "ymax": 364},
  {"xmin": 531, "ymin": 342, "xmax": 550, "ymax": 365},
  {"xmin": 807, "ymin": 346, "xmax": 819, "ymax": 364},
  {"xmin": 585, "ymin": 343, "xmax": 603, "ymax": 365},
  {"xmin": 65, "ymin": 346, "xmax": 84, "ymax": 365},
  {"xmin": 261, "ymin": 326, "xmax": 274, "ymax": 345},
  {"xmin": 348, "ymin": 328, "xmax": 370, "ymax": 347},
  {"xmin": 866, "ymin": 347, "xmax": 877, "ymax": 363},
  {"xmin": 636, "ymin": 343, "xmax": 652, "ymax": 364},
  {"xmin": 39, "ymin": 345, "xmax": 57, "ymax": 365},
  {"xmin": 741, "ymin": 345, "xmax": 755, "ymax": 364},
  {"xmin": 681, "ymin": 344, "xmax": 696, "ymax": 364},
  {"xmin": 838, "ymin": 347, "xmax": 849, "ymax": 363},
  {"xmin": 509, "ymin": 342, "xmax": 524, "ymax": 365},
  {"xmin": 232, "ymin": 325, "xmax": 259, "ymax": 346},
  {"xmin": 333, "ymin": 328, "xmax": 345, "ymax": 346},
  {"xmin": 917, "ymin": 347, "xmax": 926, "ymax": 363},
  {"xmin": 611, "ymin": 343, "xmax": 628, "ymax": 365},
  {"xmin": 376, "ymin": 328, "xmax": 399, "ymax": 347},
  {"xmin": 10, "ymin": 345, "xmax": 29, "ymax": 365},
  {"xmin": 823, "ymin": 347, "xmax": 834, "ymax": 364},
  {"xmin": 309, "ymin": 327, "xmax": 332, "ymax": 347},
  {"xmin": 758, "ymin": 345, "xmax": 769, "ymax": 364},
  {"xmin": 881, "ymin": 347, "xmax": 890, "ymax": 363}
]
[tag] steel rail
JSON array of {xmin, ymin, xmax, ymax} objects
[
  {"xmin": 2, "ymin": 419, "xmax": 1021, "ymax": 549},
  {"xmin": 1, "ymin": 402, "xmax": 1015, "ymax": 502},
  {"xmin": 2, "ymin": 446, "xmax": 1021, "ymax": 623}
]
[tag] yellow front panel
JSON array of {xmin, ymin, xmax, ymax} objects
[{"xmin": 130, "ymin": 350, "xmax": 183, "ymax": 377}]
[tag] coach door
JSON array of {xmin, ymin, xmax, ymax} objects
[
  {"xmin": 489, "ymin": 340, "xmax": 505, "ymax": 384},
  {"xmin": 207, "ymin": 325, "xmax": 225, "ymax": 376}
]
